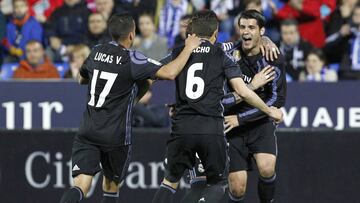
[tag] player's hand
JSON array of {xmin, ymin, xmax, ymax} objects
[
  {"xmin": 260, "ymin": 36, "xmax": 280, "ymax": 61},
  {"xmin": 251, "ymin": 66, "xmax": 276, "ymax": 89},
  {"xmin": 269, "ymin": 106, "xmax": 283, "ymax": 124},
  {"xmin": 224, "ymin": 115, "xmax": 239, "ymax": 133},
  {"xmin": 184, "ymin": 34, "xmax": 201, "ymax": 52}
]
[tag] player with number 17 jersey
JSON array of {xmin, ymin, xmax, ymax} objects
[{"xmin": 77, "ymin": 41, "xmax": 161, "ymax": 147}]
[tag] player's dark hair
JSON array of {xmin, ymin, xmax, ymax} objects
[
  {"xmin": 108, "ymin": 13, "xmax": 135, "ymax": 42},
  {"xmin": 187, "ymin": 10, "xmax": 218, "ymax": 38},
  {"xmin": 238, "ymin": 9, "xmax": 265, "ymax": 28},
  {"xmin": 280, "ymin": 19, "xmax": 298, "ymax": 27}
]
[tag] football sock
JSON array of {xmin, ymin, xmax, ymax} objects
[
  {"xmin": 101, "ymin": 191, "xmax": 119, "ymax": 203},
  {"xmin": 258, "ymin": 173, "xmax": 276, "ymax": 203},
  {"xmin": 228, "ymin": 192, "xmax": 244, "ymax": 203},
  {"xmin": 152, "ymin": 182, "xmax": 176, "ymax": 203},
  {"xmin": 60, "ymin": 186, "xmax": 84, "ymax": 203},
  {"xmin": 198, "ymin": 183, "xmax": 225, "ymax": 203}
]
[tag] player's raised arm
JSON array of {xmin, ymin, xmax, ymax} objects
[
  {"xmin": 155, "ymin": 34, "xmax": 201, "ymax": 80},
  {"xmin": 228, "ymin": 77, "xmax": 283, "ymax": 123}
]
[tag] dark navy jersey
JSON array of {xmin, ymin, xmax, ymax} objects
[
  {"xmin": 162, "ymin": 40, "xmax": 242, "ymax": 135},
  {"xmin": 224, "ymin": 41, "xmax": 287, "ymax": 126},
  {"xmin": 78, "ymin": 41, "xmax": 162, "ymax": 146}
]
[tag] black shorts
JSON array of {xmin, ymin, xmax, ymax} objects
[
  {"xmin": 71, "ymin": 137, "xmax": 131, "ymax": 184},
  {"xmin": 227, "ymin": 120, "xmax": 277, "ymax": 172},
  {"xmin": 164, "ymin": 133, "xmax": 229, "ymax": 185}
]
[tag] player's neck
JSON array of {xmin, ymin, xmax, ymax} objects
[
  {"xmin": 118, "ymin": 40, "xmax": 132, "ymax": 49},
  {"xmin": 243, "ymin": 45, "xmax": 261, "ymax": 56}
]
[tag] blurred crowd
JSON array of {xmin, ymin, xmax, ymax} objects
[{"xmin": 0, "ymin": 0, "xmax": 360, "ymax": 81}]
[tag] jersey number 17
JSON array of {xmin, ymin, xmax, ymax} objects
[{"xmin": 88, "ymin": 69, "xmax": 118, "ymax": 107}]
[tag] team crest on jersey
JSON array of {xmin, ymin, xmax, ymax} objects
[{"xmin": 232, "ymin": 50, "xmax": 241, "ymax": 61}]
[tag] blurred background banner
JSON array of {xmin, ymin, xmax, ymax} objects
[
  {"xmin": 0, "ymin": 81, "xmax": 359, "ymax": 130},
  {"xmin": 1, "ymin": 129, "xmax": 360, "ymax": 203}
]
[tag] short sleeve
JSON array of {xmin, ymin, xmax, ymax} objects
[
  {"xmin": 130, "ymin": 50, "xmax": 162, "ymax": 81},
  {"xmin": 79, "ymin": 57, "xmax": 91, "ymax": 79},
  {"xmin": 159, "ymin": 52, "xmax": 173, "ymax": 65},
  {"xmin": 223, "ymin": 51, "xmax": 242, "ymax": 79}
]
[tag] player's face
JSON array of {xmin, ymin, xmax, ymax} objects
[
  {"xmin": 239, "ymin": 18, "xmax": 263, "ymax": 51},
  {"xmin": 138, "ymin": 15, "xmax": 155, "ymax": 38},
  {"xmin": 26, "ymin": 43, "xmax": 44, "ymax": 66},
  {"xmin": 13, "ymin": 1, "xmax": 28, "ymax": 18},
  {"xmin": 281, "ymin": 25, "xmax": 299, "ymax": 46},
  {"xmin": 305, "ymin": 53, "xmax": 324, "ymax": 74},
  {"xmin": 89, "ymin": 14, "xmax": 107, "ymax": 35}
]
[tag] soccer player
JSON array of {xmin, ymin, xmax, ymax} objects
[
  {"xmin": 152, "ymin": 10, "xmax": 283, "ymax": 203},
  {"xmin": 224, "ymin": 10, "xmax": 287, "ymax": 203},
  {"xmin": 59, "ymin": 13, "xmax": 202, "ymax": 203}
]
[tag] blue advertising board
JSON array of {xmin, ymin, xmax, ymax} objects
[{"xmin": 0, "ymin": 81, "xmax": 359, "ymax": 129}]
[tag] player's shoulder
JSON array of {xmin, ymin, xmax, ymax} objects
[
  {"xmin": 267, "ymin": 53, "xmax": 285, "ymax": 69},
  {"xmin": 220, "ymin": 40, "xmax": 241, "ymax": 52}
]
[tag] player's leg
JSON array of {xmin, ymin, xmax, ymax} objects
[
  {"xmin": 153, "ymin": 134, "xmax": 194, "ymax": 203},
  {"xmin": 100, "ymin": 145, "xmax": 132, "ymax": 203},
  {"xmin": 254, "ymin": 153, "xmax": 276, "ymax": 203},
  {"xmin": 251, "ymin": 122, "xmax": 278, "ymax": 203},
  {"xmin": 228, "ymin": 171, "xmax": 247, "ymax": 203},
  {"xmin": 60, "ymin": 139, "xmax": 101, "ymax": 203},
  {"xmin": 196, "ymin": 134, "xmax": 228, "ymax": 203},
  {"xmin": 227, "ymin": 130, "xmax": 251, "ymax": 203}
]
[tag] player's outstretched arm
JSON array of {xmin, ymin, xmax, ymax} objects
[
  {"xmin": 229, "ymin": 77, "xmax": 283, "ymax": 122},
  {"xmin": 155, "ymin": 34, "xmax": 201, "ymax": 80},
  {"xmin": 223, "ymin": 66, "xmax": 276, "ymax": 106}
]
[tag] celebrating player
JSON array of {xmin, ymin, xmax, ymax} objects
[
  {"xmin": 152, "ymin": 10, "xmax": 283, "ymax": 203},
  {"xmin": 59, "ymin": 13, "xmax": 201, "ymax": 203}
]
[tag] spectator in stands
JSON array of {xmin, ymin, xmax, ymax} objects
[
  {"xmin": 28, "ymin": 0, "xmax": 64, "ymax": 23},
  {"xmin": 94, "ymin": 0, "xmax": 114, "ymax": 20},
  {"xmin": 85, "ymin": 12, "xmax": 111, "ymax": 48},
  {"xmin": 173, "ymin": 14, "xmax": 191, "ymax": 48},
  {"xmin": 299, "ymin": 49, "xmax": 338, "ymax": 82},
  {"xmin": 271, "ymin": 0, "xmax": 336, "ymax": 48},
  {"xmin": 324, "ymin": 3, "xmax": 360, "ymax": 79},
  {"xmin": 158, "ymin": 0, "xmax": 189, "ymax": 48},
  {"xmin": 280, "ymin": 19, "xmax": 313, "ymax": 81},
  {"xmin": 46, "ymin": 0, "xmax": 90, "ymax": 62},
  {"xmin": 13, "ymin": 40, "xmax": 60, "ymax": 79},
  {"xmin": 324, "ymin": 0, "xmax": 359, "ymax": 64},
  {"xmin": 64, "ymin": 44, "xmax": 90, "ymax": 79},
  {"xmin": 133, "ymin": 89, "xmax": 170, "ymax": 128},
  {"xmin": 4, "ymin": 0, "xmax": 43, "ymax": 62},
  {"xmin": 133, "ymin": 13, "xmax": 168, "ymax": 61}
]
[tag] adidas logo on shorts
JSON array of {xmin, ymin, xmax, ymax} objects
[{"xmin": 72, "ymin": 165, "xmax": 80, "ymax": 171}]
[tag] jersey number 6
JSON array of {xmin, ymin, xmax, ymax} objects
[
  {"xmin": 185, "ymin": 63, "xmax": 205, "ymax": 100},
  {"xmin": 88, "ymin": 69, "xmax": 118, "ymax": 107}
]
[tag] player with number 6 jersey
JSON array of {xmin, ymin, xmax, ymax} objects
[{"xmin": 152, "ymin": 10, "xmax": 283, "ymax": 203}]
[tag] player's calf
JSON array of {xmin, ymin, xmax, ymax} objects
[
  {"xmin": 255, "ymin": 153, "xmax": 277, "ymax": 203},
  {"xmin": 101, "ymin": 176, "xmax": 120, "ymax": 203},
  {"xmin": 152, "ymin": 178, "xmax": 179, "ymax": 203},
  {"xmin": 60, "ymin": 186, "xmax": 84, "ymax": 203}
]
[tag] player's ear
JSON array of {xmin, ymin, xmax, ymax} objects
[
  {"xmin": 260, "ymin": 27, "xmax": 265, "ymax": 36},
  {"xmin": 129, "ymin": 31, "xmax": 135, "ymax": 41}
]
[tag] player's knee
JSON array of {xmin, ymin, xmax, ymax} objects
[
  {"xmin": 258, "ymin": 163, "xmax": 275, "ymax": 178},
  {"xmin": 228, "ymin": 175, "xmax": 247, "ymax": 197},
  {"xmin": 102, "ymin": 177, "xmax": 119, "ymax": 193}
]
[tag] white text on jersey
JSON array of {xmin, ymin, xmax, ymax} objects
[
  {"xmin": 193, "ymin": 46, "xmax": 210, "ymax": 53},
  {"xmin": 94, "ymin": 52, "xmax": 115, "ymax": 64}
]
